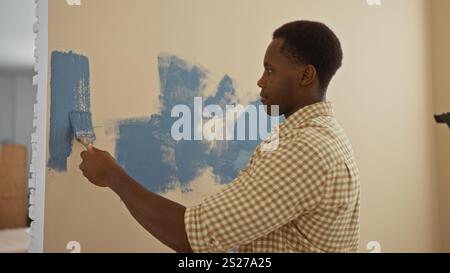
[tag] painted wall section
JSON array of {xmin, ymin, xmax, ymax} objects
[
  {"xmin": 116, "ymin": 55, "xmax": 271, "ymax": 193},
  {"xmin": 48, "ymin": 51, "xmax": 91, "ymax": 171}
]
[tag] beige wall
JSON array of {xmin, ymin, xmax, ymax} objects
[
  {"xmin": 331, "ymin": 0, "xmax": 440, "ymax": 252},
  {"xmin": 45, "ymin": 0, "xmax": 442, "ymax": 252},
  {"xmin": 431, "ymin": 0, "xmax": 450, "ymax": 252}
]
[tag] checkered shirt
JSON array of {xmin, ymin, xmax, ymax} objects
[{"xmin": 184, "ymin": 101, "xmax": 360, "ymax": 252}]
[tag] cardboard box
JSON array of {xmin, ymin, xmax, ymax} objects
[
  {"xmin": 0, "ymin": 145, "xmax": 27, "ymax": 164},
  {"xmin": 0, "ymin": 145, "xmax": 29, "ymax": 229}
]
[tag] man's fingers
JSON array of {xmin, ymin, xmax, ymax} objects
[{"xmin": 86, "ymin": 144, "xmax": 103, "ymax": 153}]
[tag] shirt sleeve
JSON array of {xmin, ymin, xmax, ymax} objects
[{"xmin": 184, "ymin": 139, "xmax": 326, "ymax": 253}]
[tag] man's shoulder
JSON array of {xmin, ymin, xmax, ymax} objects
[{"xmin": 288, "ymin": 117, "xmax": 356, "ymax": 168}]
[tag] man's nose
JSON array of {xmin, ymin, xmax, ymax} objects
[{"xmin": 257, "ymin": 76, "xmax": 265, "ymax": 89}]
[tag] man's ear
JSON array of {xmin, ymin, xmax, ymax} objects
[{"xmin": 299, "ymin": 65, "xmax": 317, "ymax": 86}]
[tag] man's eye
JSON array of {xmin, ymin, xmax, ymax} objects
[{"xmin": 266, "ymin": 69, "xmax": 273, "ymax": 74}]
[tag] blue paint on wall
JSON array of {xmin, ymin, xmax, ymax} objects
[
  {"xmin": 46, "ymin": 51, "xmax": 271, "ymax": 191},
  {"xmin": 115, "ymin": 55, "xmax": 273, "ymax": 193},
  {"xmin": 116, "ymin": 55, "xmax": 208, "ymax": 192},
  {"xmin": 48, "ymin": 51, "xmax": 91, "ymax": 172}
]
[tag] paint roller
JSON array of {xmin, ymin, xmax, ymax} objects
[{"xmin": 69, "ymin": 111, "xmax": 96, "ymax": 150}]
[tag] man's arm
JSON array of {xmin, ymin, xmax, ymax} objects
[{"xmin": 79, "ymin": 146, "xmax": 193, "ymax": 253}]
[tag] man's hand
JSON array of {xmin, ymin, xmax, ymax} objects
[{"xmin": 79, "ymin": 144, "xmax": 125, "ymax": 188}]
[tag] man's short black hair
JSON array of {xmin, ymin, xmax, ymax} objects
[{"xmin": 273, "ymin": 20, "xmax": 343, "ymax": 92}]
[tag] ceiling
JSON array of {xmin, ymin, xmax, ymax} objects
[{"xmin": 0, "ymin": 0, "xmax": 36, "ymax": 73}]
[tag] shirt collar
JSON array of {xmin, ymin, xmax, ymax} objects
[{"xmin": 279, "ymin": 101, "xmax": 334, "ymax": 130}]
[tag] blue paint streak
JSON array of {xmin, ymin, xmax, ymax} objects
[
  {"xmin": 116, "ymin": 117, "xmax": 179, "ymax": 193},
  {"xmin": 116, "ymin": 55, "xmax": 208, "ymax": 192},
  {"xmin": 48, "ymin": 51, "xmax": 91, "ymax": 172},
  {"xmin": 116, "ymin": 55, "xmax": 275, "ymax": 193}
]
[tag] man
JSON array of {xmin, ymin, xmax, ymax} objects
[{"xmin": 79, "ymin": 20, "xmax": 360, "ymax": 253}]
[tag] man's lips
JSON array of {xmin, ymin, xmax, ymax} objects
[{"xmin": 260, "ymin": 96, "xmax": 268, "ymax": 104}]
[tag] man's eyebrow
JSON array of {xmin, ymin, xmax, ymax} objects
[{"xmin": 264, "ymin": 62, "xmax": 273, "ymax": 67}]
